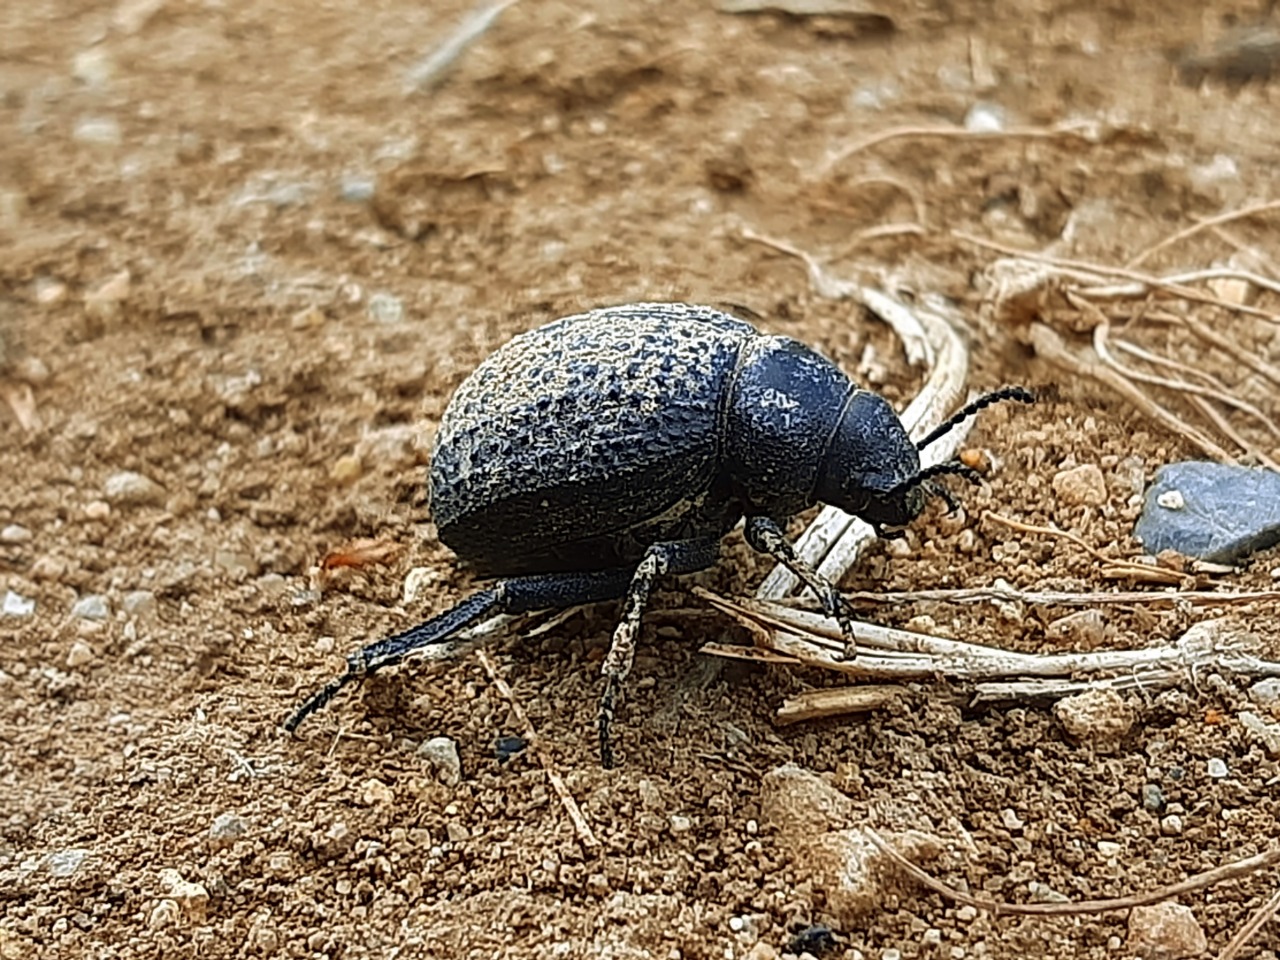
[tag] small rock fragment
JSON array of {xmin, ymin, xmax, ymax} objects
[
  {"xmin": 70, "ymin": 594, "xmax": 110, "ymax": 621},
  {"xmin": 745, "ymin": 942, "xmax": 779, "ymax": 960},
  {"xmin": 1044, "ymin": 609, "xmax": 1106, "ymax": 646},
  {"xmin": 157, "ymin": 868, "xmax": 209, "ymax": 921},
  {"xmin": 762, "ymin": 764, "xmax": 942, "ymax": 926},
  {"xmin": 1052, "ymin": 463, "xmax": 1107, "ymax": 506},
  {"xmin": 45, "ymin": 848, "xmax": 92, "ymax": 878},
  {"xmin": 669, "ymin": 814, "xmax": 693, "ymax": 834},
  {"xmin": 1206, "ymin": 758, "xmax": 1228, "ymax": 779},
  {"xmin": 208, "ymin": 812, "xmax": 249, "ymax": 848},
  {"xmin": 445, "ymin": 821, "xmax": 469, "ymax": 843},
  {"xmin": 73, "ymin": 117, "xmax": 122, "ymax": 145},
  {"xmin": 84, "ymin": 500, "xmax": 111, "ymax": 520},
  {"xmin": 1239, "ymin": 712, "xmax": 1280, "ymax": 757},
  {"xmin": 2, "ymin": 590, "xmax": 35, "ymax": 618},
  {"xmin": 121, "ymin": 590, "xmax": 158, "ymax": 620},
  {"xmin": 1054, "ymin": 688, "xmax": 1135, "ymax": 741},
  {"xmin": 1134, "ymin": 461, "xmax": 1280, "ymax": 563},
  {"xmin": 103, "ymin": 470, "xmax": 165, "ymax": 506},
  {"xmin": 366, "ymin": 292, "xmax": 404, "ymax": 325},
  {"xmin": 360, "ymin": 777, "xmax": 394, "ymax": 805},
  {"xmin": 66, "ymin": 640, "xmax": 95, "ymax": 668},
  {"xmin": 0, "ymin": 524, "xmax": 32, "ymax": 543},
  {"xmin": 329, "ymin": 455, "xmax": 363, "ymax": 485},
  {"xmin": 417, "ymin": 736, "xmax": 462, "ymax": 786},
  {"xmin": 1126, "ymin": 902, "xmax": 1206, "ymax": 960},
  {"xmin": 148, "ymin": 899, "xmax": 181, "ymax": 930},
  {"xmin": 1160, "ymin": 814, "xmax": 1183, "ymax": 836}
]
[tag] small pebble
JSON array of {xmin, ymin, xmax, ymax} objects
[
  {"xmin": 330, "ymin": 455, "xmax": 363, "ymax": 484},
  {"xmin": 361, "ymin": 777, "xmax": 394, "ymax": 805},
  {"xmin": 121, "ymin": 590, "xmax": 158, "ymax": 619},
  {"xmin": 963, "ymin": 101, "xmax": 1006, "ymax": 132},
  {"xmin": 955, "ymin": 905, "xmax": 977, "ymax": 923},
  {"xmin": 445, "ymin": 822, "xmax": 469, "ymax": 843},
  {"xmin": 45, "ymin": 849, "xmax": 92, "ymax": 878},
  {"xmin": 84, "ymin": 500, "xmax": 111, "ymax": 520},
  {"xmin": 0, "ymin": 524, "xmax": 32, "ymax": 543},
  {"xmin": 103, "ymin": 470, "xmax": 165, "ymax": 506},
  {"xmin": 1156, "ymin": 490, "xmax": 1185, "ymax": 510},
  {"xmin": 1206, "ymin": 758, "xmax": 1228, "ymax": 779},
  {"xmin": 1055, "ymin": 688, "xmax": 1134, "ymax": 741},
  {"xmin": 70, "ymin": 594, "xmax": 110, "ymax": 621},
  {"xmin": 1052, "ymin": 463, "xmax": 1108, "ymax": 506},
  {"xmin": 2, "ymin": 590, "xmax": 35, "ymax": 618},
  {"xmin": 1097, "ymin": 840, "xmax": 1122, "ymax": 857},
  {"xmin": 148, "ymin": 899, "xmax": 181, "ymax": 930},
  {"xmin": 1126, "ymin": 902, "xmax": 1206, "ymax": 959},
  {"xmin": 1000, "ymin": 808, "xmax": 1024, "ymax": 831},
  {"xmin": 882, "ymin": 950, "xmax": 902, "ymax": 960},
  {"xmin": 208, "ymin": 812, "xmax": 249, "ymax": 848},
  {"xmin": 73, "ymin": 116, "xmax": 122, "ymax": 145},
  {"xmin": 66, "ymin": 640, "xmax": 95, "ymax": 668},
  {"xmin": 158, "ymin": 868, "xmax": 209, "ymax": 921},
  {"xmin": 366, "ymin": 291, "xmax": 404, "ymax": 324},
  {"xmin": 669, "ymin": 814, "xmax": 693, "ymax": 834},
  {"xmin": 1045, "ymin": 609, "xmax": 1106, "ymax": 646},
  {"xmin": 417, "ymin": 736, "xmax": 462, "ymax": 786},
  {"xmin": 1142, "ymin": 783, "xmax": 1166, "ymax": 813},
  {"xmin": 746, "ymin": 943, "xmax": 779, "ymax": 960},
  {"xmin": 1160, "ymin": 814, "xmax": 1183, "ymax": 836}
]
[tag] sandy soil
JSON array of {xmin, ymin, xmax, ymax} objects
[{"xmin": 3, "ymin": 0, "xmax": 1280, "ymax": 957}]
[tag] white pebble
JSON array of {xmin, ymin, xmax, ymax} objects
[
  {"xmin": 1207, "ymin": 758, "xmax": 1228, "ymax": 779},
  {"xmin": 103, "ymin": 470, "xmax": 165, "ymax": 506},
  {"xmin": 0, "ymin": 524, "xmax": 32, "ymax": 543},
  {"xmin": 66, "ymin": 640, "xmax": 95, "ymax": 668},
  {"xmin": 3, "ymin": 590, "xmax": 35, "ymax": 618},
  {"xmin": 1156, "ymin": 489, "xmax": 1185, "ymax": 510}
]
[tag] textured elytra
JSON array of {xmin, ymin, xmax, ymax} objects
[{"xmin": 430, "ymin": 303, "xmax": 760, "ymax": 574}]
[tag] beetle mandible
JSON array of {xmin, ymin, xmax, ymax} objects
[{"xmin": 287, "ymin": 302, "xmax": 1033, "ymax": 767}]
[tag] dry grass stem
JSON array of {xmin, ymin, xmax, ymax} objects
[
  {"xmin": 866, "ymin": 828, "xmax": 1280, "ymax": 918},
  {"xmin": 476, "ymin": 649, "xmax": 599, "ymax": 849},
  {"xmin": 958, "ymin": 231, "xmax": 1280, "ymax": 323},
  {"xmin": 818, "ymin": 121, "xmax": 1101, "ymax": 180},
  {"xmin": 981, "ymin": 510, "xmax": 1188, "ymax": 584},
  {"xmin": 1217, "ymin": 886, "xmax": 1280, "ymax": 960},
  {"xmin": 696, "ymin": 587, "xmax": 1280, "ymax": 704},
  {"xmin": 829, "ymin": 586, "xmax": 1280, "ymax": 608},
  {"xmin": 1126, "ymin": 198, "xmax": 1280, "ymax": 269}
]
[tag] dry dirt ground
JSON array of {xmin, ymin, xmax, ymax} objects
[{"xmin": 4, "ymin": 0, "xmax": 1280, "ymax": 958}]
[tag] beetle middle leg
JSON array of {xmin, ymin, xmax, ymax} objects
[
  {"xmin": 744, "ymin": 516, "xmax": 858, "ymax": 655},
  {"xmin": 598, "ymin": 537, "xmax": 720, "ymax": 769}
]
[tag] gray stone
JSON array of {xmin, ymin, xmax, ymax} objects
[
  {"xmin": 1134, "ymin": 461, "xmax": 1280, "ymax": 563},
  {"xmin": 71, "ymin": 594, "xmax": 110, "ymax": 621},
  {"xmin": 1141, "ymin": 783, "xmax": 1165, "ymax": 813}
]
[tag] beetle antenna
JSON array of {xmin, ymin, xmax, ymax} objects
[
  {"xmin": 884, "ymin": 460, "xmax": 983, "ymax": 502},
  {"xmin": 915, "ymin": 386, "xmax": 1035, "ymax": 451}
]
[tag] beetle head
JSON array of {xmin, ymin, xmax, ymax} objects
[{"xmin": 817, "ymin": 386, "xmax": 1034, "ymax": 538}]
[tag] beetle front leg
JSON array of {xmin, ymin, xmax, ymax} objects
[{"xmin": 743, "ymin": 516, "xmax": 858, "ymax": 657}]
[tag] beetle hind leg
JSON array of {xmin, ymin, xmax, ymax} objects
[{"xmin": 598, "ymin": 537, "xmax": 720, "ymax": 769}]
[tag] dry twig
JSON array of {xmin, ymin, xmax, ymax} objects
[
  {"xmin": 476, "ymin": 650, "xmax": 599, "ymax": 849},
  {"xmin": 866, "ymin": 828, "xmax": 1280, "ymax": 917}
]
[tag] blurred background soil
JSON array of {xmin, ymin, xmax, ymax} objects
[{"xmin": 3, "ymin": 0, "xmax": 1280, "ymax": 957}]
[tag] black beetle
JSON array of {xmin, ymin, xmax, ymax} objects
[{"xmin": 286, "ymin": 302, "xmax": 1031, "ymax": 766}]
